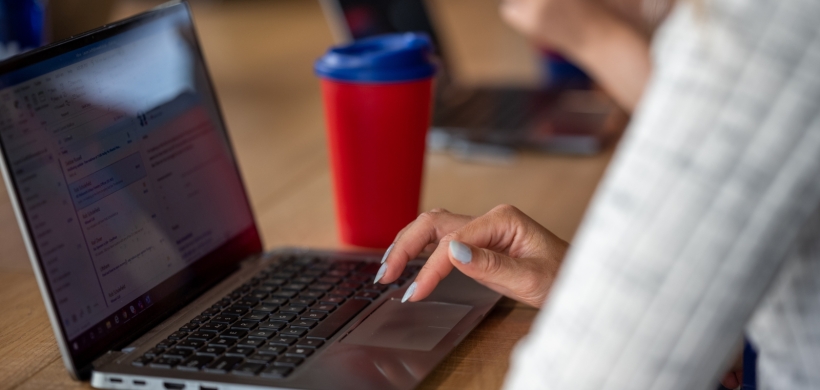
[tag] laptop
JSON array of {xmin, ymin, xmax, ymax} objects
[
  {"xmin": 319, "ymin": 0, "xmax": 616, "ymax": 155},
  {"xmin": 0, "ymin": 2, "xmax": 501, "ymax": 389}
]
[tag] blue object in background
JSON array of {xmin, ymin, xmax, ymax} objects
[
  {"xmin": 542, "ymin": 50, "xmax": 591, "ymax": 89},
  {"xmin": 0, "ymin": 0, "xmax": 46, "ymax": 60},
  {"xmin": 742, "ymin": 338, "xmax": 757, "ymax": 390}
]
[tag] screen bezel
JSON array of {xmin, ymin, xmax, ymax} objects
[{"xmin": 0, "ymin": 1, "xmax": 263, "ymax": 378}]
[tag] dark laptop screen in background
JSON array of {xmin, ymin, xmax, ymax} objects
[
  {"xmin": 334, "ymin": 0, "xmax": 444, "ymax": 56},
  {"xmin": 0, "ymin": 3, "xmax": 260, "ymax": 371}
]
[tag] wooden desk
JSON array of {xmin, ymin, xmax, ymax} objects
[{"xmin": 0, "ymin": 0, "xmax": 613, "ymax": 388}]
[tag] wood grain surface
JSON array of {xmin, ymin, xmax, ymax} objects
[{"xmin": 0, "ymin": 0, "xmax": 614, "ymax": 389}]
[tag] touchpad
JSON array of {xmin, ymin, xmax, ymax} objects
[{"xmin": 342, "ymin": 299, "xmax": 472, "ymax": 351}]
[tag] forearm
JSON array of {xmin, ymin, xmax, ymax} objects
[{"xmin": 565, "ymin": 4, "xmax": 651, "ymax": 112}]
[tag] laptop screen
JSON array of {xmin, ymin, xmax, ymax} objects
[
  {"xmin": 0, "ymin": 3, "xmax": 261, "ymax": 372},
  {"xmin": 326, "ymin": 0, "xmax": 444, "ymax": 57}
]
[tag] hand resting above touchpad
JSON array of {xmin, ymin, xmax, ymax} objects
[{"xmin": 341, "ymin": 299, "xmax": 473, "ymax": 351}]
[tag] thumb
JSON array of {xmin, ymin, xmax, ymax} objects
[{"xmin": 448, "ymin": 239, "xmax": 520, "ymax": 287}]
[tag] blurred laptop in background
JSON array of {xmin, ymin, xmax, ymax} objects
[{"xmin": 319, "ymin": 0, "xmax": 616, "ymax": 157}]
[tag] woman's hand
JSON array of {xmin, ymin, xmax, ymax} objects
[{"xmin": 375, "ymin": 205, "xmax": 569, "ymax": 308}]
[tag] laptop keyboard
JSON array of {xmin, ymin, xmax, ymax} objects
[{"xmin": 131, "ymin": 255, "xmax": 419, "ymax": 378}]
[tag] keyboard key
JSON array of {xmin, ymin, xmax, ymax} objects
[
  {"xmin": 260, "ymin": 366, "xmax": 292, "ymax": 379},
  {"xmin": 149, "ymin": 357, "xmax": 180, "ymax": 369},
  {"xmin": 210, "ymin": 315, "xmax": 238, "ymax": 324},
  {"xmin": 347, "ymin": 274, "xmax": 371, "ymax": 283},
  {"xmin": 258, "ymin": 321, "xmax": 287, "ymax": 331},
  {"xmin": 233, "ymin": 299, "xmax": 259, "ymax": 308},
  {"xmin": 264, "ymin": 278, "xmax": 288, "ymax": 286},
  {"xmin": 280, "ymin": 327, "xmax": 307, "ymax": 338},
  {"xmin": 178, "ymin": 324, "xmax": 198, "ymax": 333},
  {"xmin": 201, "ymin": 308, "xmax": 221, "ymax": 316},
  {"xmin": 291, "ymin": 319, "xmax": 318, "ymax": 329},
  {"xmin": 311, "ymin": 304, "xmax": 337, "ymax": 313},
  {"xmin": 209, "ymin": 338, "xmax": 237, "ymax": 348},
  {"xmin": 143, "ymin": 348, "xmax": 164, "ymax": 358},
  {"xmin": 363, "ymin": 284, "xmax": 388, "ymax": 293},
  {"xmin": 164, "ymin": 348, "xmax": 194, "ymax": 359},
  {"xmin": 221, "ymin": 329, "xmax": 248, "ymax": 339},
  {"xmin": 254, "ymin": 285, "xmax": 277, "ymax": 293},
  {"xmin": 131, "ymin": 356, "xmax": 152, "ymax": 367},
  {"xmin": 318, "ymin": 277, "xmax": 341, "ymax": 285},
  {"xmin": 286, "ymin": 346, "xmax": 314, "ymax": 358},
  {"xmin": 214, "ymin": 298, "xmax": 233, "ymax": 309},
  {"xmin": 307, "ymin": 298, "xmax": 369, "ymax": 340},
  {"xmin": 197, "ymin": 345, "xmax": 226, "ymax": 357},
  {"xmin": 272, "ymin": 271, "xmax": 296, "ymax": 279},
  {"xmin": 294, "ymin": 256, "xmax": 317, "ymax": 266},
  {"xmin": 225, "ymin": 346, "xmax": 255, "ymax": 357},
  {"xmin": 188, "ymin": 332, "xmax": 217, "ymax": 341},
  {"xmin": 357, "ymin": 263, "xmax": 381, "ymax": 275},
  {"xmin": 326, "ymin": 270, "xmax": 348, "ymax": 278},
  {"xmin": 257, "ymin": 344, "xmax": 286, "ymax": 355},
  {"xmin": 237, "ymin": 337, "xmax": 266, "ymax": 348},
  {"xmin": 293, "ymin": 276, "xmax": 315, "ymax": 284},
  {"xmin": 320, "ymin": 296, "xmax": 345, "ymax": 305},
  {"xmin": 204, "ymin": 356, "xmax": 243, "ymax": 374},
  {"xmin": 167, "ymin": 331, "xmax": 188, "ymax": 341},
  {"xmin": 300, "ymin": 291, "xmax": 325, "ymax": 299},
  {"xmin": 279, "ymin": 305, "xmax": 306, "ymax": 314},
  {"xmin": 247, "ymin": 329, "xmax": 276, "ymax": 339},
  {"xmin": 296, "ymin": 339, "xmax": 324, "ymax": 349},
  {"xmin": 274, "ymin": 356, "xmax": 303, "ymax": 367},
  {"xmin": 178, "ymin": 355, "xmax": 213, "ymax": 371},
  {"xmin": 243, "ymin": 313, "xmax": 268, "ymax": 322},
  {"xmin": 155, "ymin": 340, "xmax": 175, "ymax": 349},
  {"xmin": 233, "ymin": 362, "xmax": 264, "ymax": 376},
  {"xmin": 248, "ymin": 291, "xmax": 269, "ymax": 300},
  {"xmin": 262, "ymin": 297, "xmax": 289, "ymax": 306},
  {"xmin": 231, "ymin": 321, "xmax": 258, "ymax": 331},
  {"xmin": 253, "ymin": 304, "xmax": 280, "ymax": 314},
  {"xmin": 199, "ymin": 323, "xmax": 228, "ymax": 333},
  {"xmin": 189, "ymin": 315, "xmax": 210, "ymax": 324},
  {"xmin": 338, "ymin": 282, "xmax": 361, "ymax": 290},
  {"xmin": 246, "ymin": 353, "xmax": 275, "ymax": 363},
  {"xmin": 272, "ymin": 290, "xmax": 298, "ymax": 299},
  {"xmin": 223, "ymin": 306, "xmax": 249, "ymax": 316},
  {"xmin": 302, "ymin": 311, "xmax": 327, "ymax": 321},
  {"xmin": 290, "ymin": 298, "xmax": 315, "ymax": 307},
  {"xmin": 268, "ymin": 336, "xmax": 298, "ymax": 346},
  {"xmin": 176, "ymin": 339, "xmax": 206, "ymax": 350},
  {"xmin": 354, "ymin": 291, "xmax": 380, "ymax": 300},
  {"xmin": 329, "ymin": 289, "xmax": 354, "ymax": 298},
  {"xmin": 269, "ymin": 313, "xmax": 296, "ymax": 322}
]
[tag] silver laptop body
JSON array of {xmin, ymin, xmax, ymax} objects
[{"xmin": 0, "ymin": 2, "xmax": 501, "ymax": 389}]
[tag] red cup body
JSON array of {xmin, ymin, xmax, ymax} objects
[{"xmin": 320, "ymin": 77, "xmax": 433, "ymax": 248}]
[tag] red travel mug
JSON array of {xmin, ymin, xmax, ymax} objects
[{"xmin": 315, "ymin": 33, "xmax": 436, "ymax": 248}]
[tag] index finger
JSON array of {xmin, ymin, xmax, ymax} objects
[{"xmin": 377, "ymin": 209, "xmax": 472, "ymax": 285}]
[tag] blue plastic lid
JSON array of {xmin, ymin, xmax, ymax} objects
[{"xmin": 314, "ymin": 33, "xmax": 436, "ymax": 83}]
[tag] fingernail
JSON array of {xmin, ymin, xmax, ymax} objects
[
  {"xmin": 373, "ymin": 263, "xmax": 387, "ymax": 284},
  {"xmin": 449, "ymin": 240, "xmax": 472, "ymax": 264},
  {"xmin": 401, "ymin": 282, "xmax": 417, "ymax": 303},
  {"xmin": 380, "ymin": 243, "xmax": 394, "ymax": 264}
]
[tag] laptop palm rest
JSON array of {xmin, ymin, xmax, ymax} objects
[{"xmin": 342, "ymin": 299, "xmax": 472, "ymax": 351}]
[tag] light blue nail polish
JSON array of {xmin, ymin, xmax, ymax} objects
[
  {"xmin": 380, "ymin": 243, "xmax": 394, "ymax": 264},
  {"xmin": 373, "ymin": 263, "xmax": 387, "ymax": 284},
  {"xmin": 401, "ymin": 282, "xmax": 417, "ymax": 303},
  {"xmin": 449, "ymin": 240, "xmax": 472, "ymax": 264}
]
